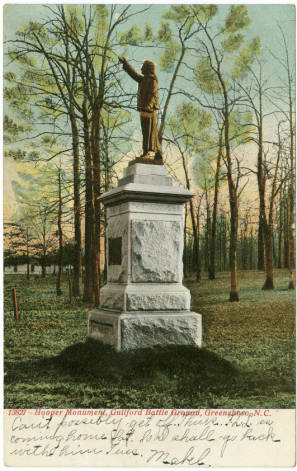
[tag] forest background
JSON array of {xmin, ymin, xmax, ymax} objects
[{"xmin": 3, "ymin": 3, "xmax": 295, "ymax": 304}]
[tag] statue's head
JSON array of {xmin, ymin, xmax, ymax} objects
[{"xmin": 141, "ymin": 60, "xmax": 157, "ymax": 77}]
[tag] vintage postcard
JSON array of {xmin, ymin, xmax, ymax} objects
[{"xmin": 3, "ymin": 2, "xmax": 296, "ymax": 468}]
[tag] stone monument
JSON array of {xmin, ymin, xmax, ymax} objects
[{"xmin": 88, "ymin": 159, "xmax": 202, "ymax": 350}]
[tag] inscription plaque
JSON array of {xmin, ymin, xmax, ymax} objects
[
  {"xmin": 108, "ymin": 237, "xmax": 122, "ymax": 265},
  {"xmin": 90, "ymin": 321, "xmax": 115, "ymax": 345}
]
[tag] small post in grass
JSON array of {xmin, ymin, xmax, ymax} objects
[
  {"xmin": 12, "ymin": 288, "xmax": 19, "ymax": 320},
  {"xmin": 69, "ymin": 279, "xmax": 73, "ymax": 305}
]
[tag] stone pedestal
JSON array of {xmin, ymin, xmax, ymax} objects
[{"xmin": 88, "ymin": 160, "xmax": 202, "ymax": 350}]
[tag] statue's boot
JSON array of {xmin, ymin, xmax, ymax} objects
[{"xmin": 155, "ymin": 150, "xmax": 163, "ymax": 160}]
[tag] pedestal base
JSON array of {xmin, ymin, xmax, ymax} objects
[
  {"xmin": 88, "ymin": 309, "xmax": 202, "ymax": 350},
  {"xmin": 100, "ymin": 283, "xmax": 191, "ymax": 311}
]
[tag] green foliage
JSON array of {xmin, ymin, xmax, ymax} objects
[
  {"xmin": 223, "ymin": 5, "xmax": 251, "ymax": 34},
  {"xmin": 194, "ymin": 56, "xmax": 222, "ymax": 94},
  {"xmin": 4, "ymin": 85, "xmax": 35, "ymax": 123},
  {"xmin": 157, "ymin": 4, "xmax": 218, "ymax": 77},
  {"xmin": 4, "ymin": 271, "xmax": 295, "ymax": 408},
  {"xmin": 4, "ymin": 220, "xmax": 35, "ymax": 263},
  {"xmin": 162, "ymin": 5, "xmax": 192, "ymax": 23},
  {"xmin": 3, "ymin": 115, "xmax": 27, "ymax": 143},
  {"xmin": 170, "ymin": 102, "xmax": 212, "ymax": 140},
  {"xmin": 8, "ymin": 49, "xmax": 37, "ymax": 68},
  {"xmin": 162, "ymin": 5, "xmax": 217, "ymax": 40},
  {"xmin": 5, "ymin": 253, "xmax": 31, "ymax": 267},
  {"xmin": 27, "ymin": 150, "xmax": 41, "ymax": 161},
  {"xmin": 193, "ymin": 4, "xmax": 261, "ymax": 105},
  {"xmin": 4, "ymin": 149, "xmax": 27, "ymax": 161},
  {"xmin": 195, "ymin": 158, "xmax": 216, "ymax": 190},
  {"xmin": 16, "ymin": 21, "xmax": 45, "ymax": 38},
  {"xmin": 41, "ymin": 135, "xmax": 57, "ymax": 147},
  {"xmin": 191, "ymin": 4, "xmax": 218, "ymax": 23},
  {"xmin": 5, "ymin": 4, "xmax": 140, "ymax": 167},
  {"xmin": 157, "ymin": 21, "xmax": 172, "ymax": 42},
  {"xmin": 11, "ymin": 164, "xmax": 64, "ymax": 233},
  {"xmin": 117, "ymin": 25, "xmax": 143, "ymax": 45},
  {"xmin": 94, "ymin": 4, "xmax": 109, "ymax": 32},
  {"xmin": 192, "ymin": 108, "xmax": 253, "ymax": 189},
  {"xmin": 170, "ymin": 101, "xmax": 214, "ymax": 192},
  {"xmin": 229, "ymin": 110, "xmax": 253, "ymax": 146},
  {"xmin": 158, "ymin": 40, "xmax": 181, "ymax": 71},
  {"xmin": 10, "ymin": 164, "xmax": 68, "ymax": 266},
  {"xmin": 4, "ymin": 72, "xmax": 16, "ymax": 82},
  {"xmin": 169, "ymin": 102, "xmax": 214, "ymax": 190},
  {"xmin": 4, "ymin": 85, "xmax": 28, "ymax": 107},
  {"xmin": 221, "ymin": 33, "xmax": 244, "ymax": 53},
  {"xmin": 232, "ymin": 37, "xmax": 261, "ymax": 79},
  {"xmin": 144, "ymin": 23, "xmax": 153, "ymax": 42},
  {"xmin": 64, "ymin": 6, "xmax": 84, "ymax": 36}
]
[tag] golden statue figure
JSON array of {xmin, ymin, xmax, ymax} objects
[{"xmin": 119, "ymin": 57, "xmax": 162, "ymax": 161}]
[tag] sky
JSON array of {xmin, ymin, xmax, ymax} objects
[
  {"xmin": 3, "ymin": 4, "xmax": 295, "ymax": 61},
  {"xmin": 3, "ymin": 4, "xmax": 295, "ymax": 84},
  {"xmin": 3, "ymin": 3, "xmax": 296, "ymax": 221}
]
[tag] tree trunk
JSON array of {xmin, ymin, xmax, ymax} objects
[
  {"xmin": 218, "ymin": 216, "xmax": 223, "ymax": 271},
  {"xmin": 225, "ymin": 117, "xmax": 239, "ymax": 301},
  {"xmin": 183, "ymin": 203, "xmax": 188, "ymax": 278},
  {"xmin": 83, "ymin": 104, "xmax": 95, "ymax": 305},
  {"xmin": 196, "ymin": 201, "xmax": 201, "ymax": 281},
  {"xmin": 222, "ymin": 216, "xmax": 227, "ymax": 271},
  {"xmin": 288, "ymin": 199, "xmax": 295, "ymax": 289},
  {"xmin": 262, "ymin": 129, "xmax": 281, "ymax": 290},
  {"xmin": 249, "ymin": 226, "xmax": 254, "ymax": 270},
  {"xmin": 91, "ymin": 108, "xmax": 101, "ymax": 307},
  {"xmin": 258, "ymin": 217, "xmax": 265, "ymax": 270},
  {"xmin": 284, "ymin": 40, "xmax": 296, "ymax": 289},
  {"xmin": 189, "ymin": 199, "xmax": 198, "ymax": 273},
  {"xmin": 283, "ymin": 193, "xmax": 289, "ymax": 269},
  {"xmin": 70, "ymin": 113, "xmax": 83, "ymax": 297},
  {"xmin": 209, "ymin": 129, "xmax": 223, "ymax": 280},
  {"xmin": 41, "ymin": 228, "xmax": 46, "ymax": 278},
  {"xmin": 205, "ymin": 190, "xmax": 211, "ymax": 274},
  {"xmin": 288, "ymin": 79, "xmax": 295, "ymax": 289},
  {"xmin": 102, "ymin": 122, "xmax": 110, "ymax": 285},
  {"xmin": 257, "ymin": 100, "xmax": 266, "ymax": 272},
  {"xmin": 26, "ymin": 228, "xmax": 30, "ymax": 280},
  {"xmin": 229, "ymin": 196, "xmax": 239, "ymax": 301},
  {"xmin": 204, "ymin": 30, "xmax": 239, "ymax": 300},
  {"xmin": 158, "ymin": 46, "xmax": 186, "ymax": 145},
  {"xmin": 262, "ymin": 224, "xmax": 274, "ymax": 290},
  {"xmin": 180, "ymin": 149, "xmax": 199, "ymax": 274},
  {"xmin": 103, "ymin": 208, "xmax": 108, "ymax": 284},
  {"xmin": 56, "ymin": 167, "xmax": 63, "ymax": 296},
  {"xmin": 242, "ymin": 217, "xmax": 249, "ymax": 271},
  {"xmin": 273, "ymin": 229, "xmax": 277, "ymax": 268},
  {"xmin": 277, "ymin": 197, "xmax": 283, "ymax": 268}
]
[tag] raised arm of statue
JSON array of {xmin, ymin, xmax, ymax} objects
[{"xmin": 119, "ymin": 57, "xmax": 143, "ymax": 83}]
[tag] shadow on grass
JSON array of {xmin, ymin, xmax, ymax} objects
[
  {"xmin": 6, "ymin": 340, "xmax": 236, "ymax": 385},
  {"xmin": 56, "ymin": 340, "xmax": 240, "ymax": 390},
  {"xmin": 4, "ymin": 340, "xmax": 294, "ymax": 408}
]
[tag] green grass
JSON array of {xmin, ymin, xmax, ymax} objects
[{"xmin": 4, "ymin": 270, "xmax": 295, "ymax": 408}]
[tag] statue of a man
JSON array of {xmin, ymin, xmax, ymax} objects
[{"xmin": 119, "ymin": 57, "xmax": 162, "ymax": 160}]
